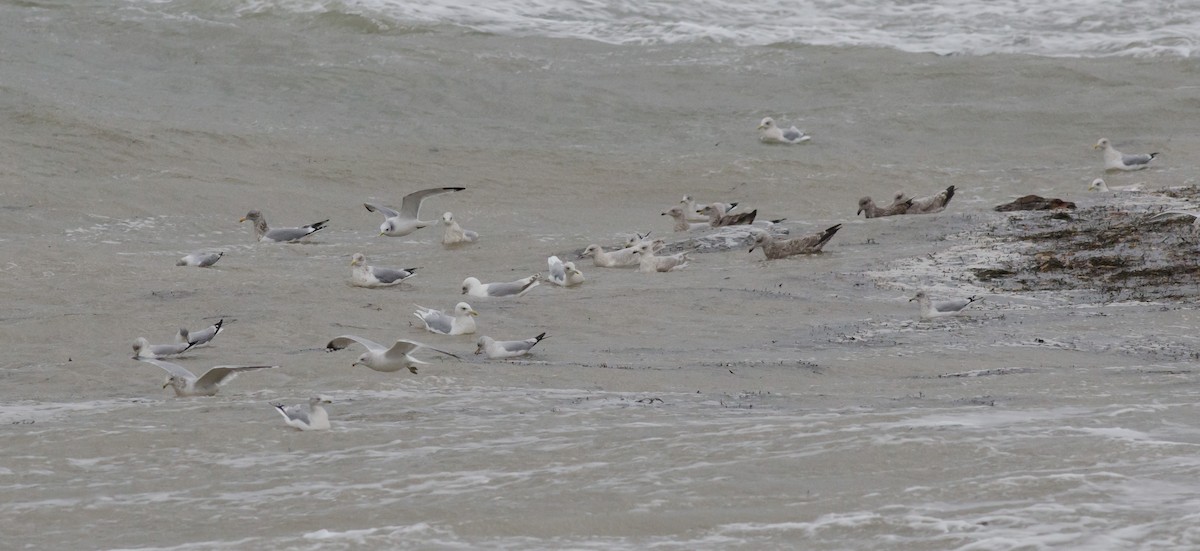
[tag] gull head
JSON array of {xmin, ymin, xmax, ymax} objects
[
  {"xmin": 461, "ymin": 277, "xmax": 481, "ymax": 295},
  {"xmin": 442, "ymin": 212, "xmax": 455, "ymax": 225},
  {"xmin": 163, "ymin": 375, "xmax": 184, "ymax": 390},
  {"xmin": 456, "ymin": 302, "xmax": 479, "ymax": 317},
  {"xmin": 856, "ymin": 197, "xmax": 874, "ymax": 216},
  {"xmin": 352, "ymin": 352, "xmax": 371, "ymax": 368},
  {"xmin": 662, "ymin": 206, "xmax": 684, "ymax": 218},
  {"xmin": 747, "ymin": 230, "xmax": 769, "ymax": 253},
  {"xmin": 474, "ymin": 337, "xmax": 488, "ymax": 355},
  {"xmin": 239, "ymin": 210, "xmax": 262, "ymax": 224},
  {"xmin": 1088, "ymin": 178, "xmax": 1108, "ymax": 192},
  {"xmin": 350, "ymin": 253, "xmax": 367, "ymax": 267},
  {"xmin": 909, "ymin": 291, "xmax": 928, "ymax": 303},
  {"xmin": 311, "ymin": 395, "xmax": 333, "ymax": 406},
  {"xmin": 579, "ymin": 245, "xmax": 600, "ymax": 259},
  {"xmin": 1094, "ymin": 138, "xmax": 1110, "ymax": 150},
  {"xmin": 379, "ymin": 220, "xmax": 395, "ymax": 236},
  {"xmin": 758, "ymin": 117, "xmax": 775, "ymax": 131}
]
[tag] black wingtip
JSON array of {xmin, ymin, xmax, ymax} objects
[
  {"xmin": 214, "ymin": 319, "xmax": 224, "ymax": 330},
  {"xmin": 1150, "ymin": 152, "xmax": 1160, "ymax": 159},
  {"xmin": 447, "ymin": 187, "xmax": 467, "ymax": 192},
  {"xmin": 771, "ymin": 218, "xmax": 786, "ymax": 224},
  {"xmin": 310, "ymin": 219, "xmax": 331, "ymax": 231},
  {"xmin": 967, "ymin": 295, "xmax": 982, "ymax": 303},
  {"xmin": 534, "ymin": 332, "xmax": 548, "ymax": 342}
]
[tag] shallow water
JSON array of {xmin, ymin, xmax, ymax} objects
[{"xmin": 3, "ymin": 2, "xmax": 1200, "ymax": 549}]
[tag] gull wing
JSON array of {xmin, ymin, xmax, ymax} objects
[
  {"xmin": 364, "ymin": 203, "xmax": 400, "ymax": 219},
  {"xmin": 135, "ymin": 358, "xmax": 196, "ymax": 379},
  {"xmin": 327, "ymin": 335, "xmax": 387, "ymax": 354},
  {"xmin": 398, "ymin": 187, "xmax": 466, "ymax": 219},
  {"xmin": 195, "ymin": 365, "xmax": 278, "ymax": 388}
]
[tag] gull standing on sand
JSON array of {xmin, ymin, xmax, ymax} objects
[
  {"xmin": 757, "ymin": 117, "xmax": 811, "ymax": 144},
  {"xmin": 910, "ymin": 290, "xmax": 982, "ymax": 320},
  {"xmin": 475, "ymin": 333, "xmax": 548, "ymax": 359},
  {"xmin": 857, "ymin": 195, "xmax": 909, "ymax": 218},
  {"xmin": 132, "ymin": 337, "xmax": 192, "ymax": 359},
  {"xmin": 633, "ymin": 240, "xmax": 690, "ymax": 272},
  {"xmin": 272, "ymin": 396, "xmax": 333, "ymax": 431},
  {"xmin": 547, "ymin": 256, "xmax": 585, "ymax": 287},
  {"xmin": 350, "ymin": 253, "xmax": 418, "ymax": 288},
  {"xmin": 133, "ymin": 357, "xmax": 277, "ymax": 397},
  {"xmin": 1094, "ymin": 138, "xmax": 1158, "ymax": 171},
  {"xmin": 441, "ymin": 212, "xmax": 478, "ymax": 245},
  {"xmin": 578, "ymin": 244, "xmax": 640, "ymax": 268},
  {"xmin": 461, "ymin": 274, "xmax": 541, "ymax": 297},
  {"xmin": 749, "ymin": 224, "xmax": 842, "ymax": 259},
  {"xmin": 326, "ymin": 335, "xmax": 460, "ymax": 374},
  {"xmin": 414, "ymin": 302, "xmax": 479, "ymax": 335},
  {"xmin": 662, "ymin": 206, "xmax": 710, "ymax": 232},
  {"xmin": 177, "ymin": 251, "xmax": 223, "ymax": 267},
  {"xmin": 176, "ymin": 319, "xmax": 224, "ymax": 348},
  {"xmin": 239, "ymin": 210, "xmax": 329, "ymax": 243},
  {"xmin": 365, "ymin": 187, "xmax": 466, "ymax": 237},
  {"xmin": 905, "ymin": 185, "xmax": 956, "ymax": 215}
]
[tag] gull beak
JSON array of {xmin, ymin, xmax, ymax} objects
[
  {"xmin": 660, "ymin": 212, "xmax": 667, "ymax": 216},
  {"xmin": 238, "ymin": 217, "xmax": 247, "ymax": 223},
  {"xmin": 162, "ymin": 381, "xmax": 171, "ymax": 389},
  {"xmin": 908, "ymin": 297, "xmax": 916, "ymax": 302},
  {"xmin": 757, "ymin": 123, "xmax": 767, "ymax": 130},
  {"xmin": 748, "ymin": 246, "xmax": 756, "ymax": 253},
  {"xmin": 379, "ymin": 231, "xmax": 387, "ymax": 237},
  {"xmin": 1093, "ymin": 144, "xmax": 1102, "ymax": 149},
  {"xmin": 473, "ymin": 348, "xmax": 482, "ymax": 355},
  {"xmin": 349, "ymin": 259, "xmax": 357, "ymax": 266},
  {"xmin": 469, "ymin": 310, "xmax": 479, "ymax": 317},
  {"xmin": 856, "ymin": 208, "xmax": 864, "ymax": 216}
]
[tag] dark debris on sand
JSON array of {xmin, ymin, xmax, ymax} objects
[{"xmin": 975, "ymin": 187, "xmax": 1200, "ymax": 302}]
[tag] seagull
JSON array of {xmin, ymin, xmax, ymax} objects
[
  {"xmin": 632, "ymin": 240, "xmax": 690, "ymax": 273},
  {"xmin": 547, "ymin": 255, "xmax": 585, "ymax": 287},
  {"xmin": 461, "ymin": 274, "xmax": 541, "ymax": 298},
  {"xmin": 350, "ymin": 253, "xmax": 418, "ymax": 288},
  {"xmin": 699, "ymin": 203, "xmax": 757, "ymax": 227},
  {"xmin": 176, "ymin": 251, "xmax": 224, "ymax": 267},
  {"xmin": 905, "ymin": 185, "xmax": 955, "ymax": 215},
  {"xmin": 272, "ymin": 396, "xmax": 333, "ymax": 431},
  {"xmin": 132, "ymin": 337, "xmax": 192, "ymax": 359},
  {"xmin": 757, "ymin": 117, "xmax": 811, "ymax": 144},
  {"xmin": 680, "ymin": 196, "xmax": 738, "ymax": 223},
  {"xmin": 475, "ymin": 333, "xmax": 548, "ymax": 359},
  {"xmin": 623, "ymin": 231, "xmax": 655, "ymax": 249},
  {"xmin": 749, "ymin": 224, "xmax": 841, "ymax": 259},
  {"xmin": 1088, "ymin": 178, "xmax": 1144, "ymax": 193},
  {"xmin": 578, "ymin": 244, "xmax": 640, "ymax": 268},
  {"xmin": 239, "ymin": 210, "xmax": 329, "ymax": 243},
  {"xmin": 910, "ymin": 290, "xmax": 982, "ymax": 320},
  {"xmin": 857, "ymin": 196, "xmax": 910, "ymax": 218},
  {"xmin": 441, "ymin": 212, "xmax": 479, "ymax": 245},
  {"xmin": 325, "ymin": 335, "xmax": 460, "ymax": 374},
  {"xmin": 176, "ymin": 319, "xmax": 224, "ymax": 348},
  {"xmin": 133, "ymin": 357, "xmax": 277, "ymax": 397},
  {"xmin": 662, "ymin": 206, "xmax": 711, "ymax": 232},
  {"xmin": 413, "ymin": 302, "xmax": 479, "ymax": 335},
  {"xmin": 365, "ymin": 187, "xmax": 466, "ymax": 237},
  {"xmin": 1094, "ymin": 138, "xmax": 1158, "ymax": 171}
]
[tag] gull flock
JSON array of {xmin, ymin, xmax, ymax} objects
[{"xmin": 138, "ymin": 122, "xmax": 1162, "ymax": 431}]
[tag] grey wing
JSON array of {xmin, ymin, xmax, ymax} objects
[
  {"xmin": 501, "ymin": 339, "xmax": 537, "ymax": 353},
  {"xmin": 197, "ymin": 252, "xmax": 223, "ymax": 267},
  {"xmin": 418, "ymin": 309, "xmax": 454, "ymax": 334},
  {"xmin": 275, "ymin": 403, "xmax": 310, "ymax": 424},
  {"xmin": 781, "ymin": 126, "xmax": 806, "ymax": 141},
  {"xmin": 463, "ymin": 230, "xmax": 479, "ymax": 241},
  {"xmin": 401, "ymin": 340, "xmax": 461, "ymax": 360},
  {"xmin": 327, "ymin": 335, "xmax": 386, "ymax": 353},
  {"xmin": 1121, "ymin": 153, "xmax": 1154, "ymax": 165},
  {"xmin": 364, "ymin": 203, "xmax": 400, "ymax": 219},
  {"xmin": 548, "ymin": 257, "xmax": 567, "ymax": 284},
  {"xmin": 399, "ymin": 187, "xmax": 466, "ymax": 219},
  {"xmin": 483, "ymin": 280, "xmax": 528, "ymax": 296},
  {"xmin": 150, "ymin": 342, "xmax": 191, "ymax": 356},
  {"xmin": 933, "ymin": 298, "xmax": 972, "ymax": 313},
  {"xmin": 264, "ymin": 227, "xmax": 315, "ymax": 242},
  {"xmin": 195, "ymin": 365, "xmax": 278, "ymax": 388},
  {"xmin": 369, "ymin": 266, "xmax": 414, "ymax": 284},
  {"xmin": 135, "ymin": 358, "xmax": 196, "ymax": 379}
]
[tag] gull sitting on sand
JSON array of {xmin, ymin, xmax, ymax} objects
[
  {"xmin": 547, "ymin": 255, "xmax": 585, "ymax": 287},
  {"xmin": 857, "ymin": 195, "xmax": 909, "ymax": 218},
  {"xmin": 350, "ymin": 253, "xmax": 418, "ymax": 288},
  {"xmin": 633, "ymin": 240, "xmax": 690, "ymax": 273},
  {"xmin": 440, "ymin": 212, "xmax": 479, "ymax": 245},
  {"xmin": 134, "ymin": 357, "xmax": 277, "ymax": 397},
  {"xmin": 699, "ymin": 203, "xmax": 757, "ymax": 227},
  {"xmin": 414, "ymin": 302, "xmax": 479, "ymax": 335},
  {"xmin": 681, "ymin": 196, "xmax": 737, "ymax": 223},
  {"xmin": 578, "ymin": 244, "xmax": 640, "ymax": 268},
  {"xmin": 1094, "ymin": 138, "xmax": 1158, "ymax": 171},
  {"xmin": 461, "ymin": 274, "xmax": 541, "ymax": 298},
  {"xmin": 132, "ymin": 336, "xmax": 192, "ymax": 359},
  {"xmin": 910, "ymin": 290, "xmax": 982, "ymax": 320},
  {"xmin": 475, "ymin": 333, "xmax": 548, "ymax": 359},
  {"xmin": 272, "ymin": 396, "xmax": 333, "ymax": 431},
  {"xmin": 326, "ymin": 335, "xmax": 460, "ymax": 374},
  {"xmin": 176, "ymin": 319, "xmax": 224, "ymax": 348},
  {"xmin": 905, "ymin": 185, "xmax": 956, "ymax": 215},
  {"xmin": 366, "ymin": 187, "xmax": 465, "ymax": 237},
  {"xmin": 1088, "ymin": 178, "xmax": 1143, "ymax": 193},
  {"xmin": 749, "ymin": 224, "xmax": 842, "ymax": 260},
  {"xmin": 239, "ymin": 210, "xmax": 329, "ymax": 243},
  {"xmin": 623, "ymin": 231, "xmax": 655, "ymax": 249},
  {"xmin": 662, "ymin": 206, "xmax": 711, "ymax": 232},
  {"xmin": 757, "ymin": 117, "xmax": 811, "ymax": 144},
  {"xmin": 177, "ymin": 251, "xmax": 223, "ymax": 267}
]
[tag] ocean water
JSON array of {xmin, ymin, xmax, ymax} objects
[{"xmin": 3, "ymin": 1, "xmax": 1200, "ymax": 549}]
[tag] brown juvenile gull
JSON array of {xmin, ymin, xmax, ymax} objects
[
  {"xmin": 857, "ymin": 195, "xmax": 910, "ymax": 218},
  {"xmin": 325, "ymin": 335, "xmax": 460, "ymax": 374},
  {"xmin": 133, "ymin": 357, "xmax": 276, "ymax": 397},
  {"xmin": 578, "ymin": 244, "xmax": 640, "ymax": 268},
  {"xmin": 239, "ymin": 210, "xmax": 328, "ymax": 243},
  {"xmin": 910, "ymin": 290, "xmax": 982, "ymax": 321},
  {"xmin": 904, "ymin": 185, "xmax": 956, "ymax": 215},
  {"xmin": 272, "ymin": 396, "xmax": 333, "ymax": 431},
  {"xmin": 176, "ymin": 251, "xmax": 223, "ymax": 267},
  {"xmin": 132, "ymin": 336, "xmax": 192, "ymax": 359},
  {"xmin": 748, "ymin": 224, "xmax": 841, "ymax": 260},
  {"xmin": 475, "ymin": 333, "xmax": 548, "ymax": 359},
  {"xmin": 413, "ymin": 302, "xmax": 479, "ymax": 335},
  {"xmin": 699, "ymin": 203, "xmax": 757, "ymax": 227},
  {"xmin": 461, "ymin": 274, "xmax": 541, "ymax": 297},
  {"xmin": 366, "ymin": 187, "xmax": 465, "ymax": 237},
  {"xmin": 757, "ymin": 117, "xmax": 811, "ymax": 144},
  {"xmin": 1094, "ymin": 138, "xmax": 1158, "ymax": 172},
  {"xmin": 440, "ymin": 211, "xmax": 479, "ymax": 245},
  {"xmin": 350, "ymin": 253, "xmax": 418, "ymax": 288}
]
